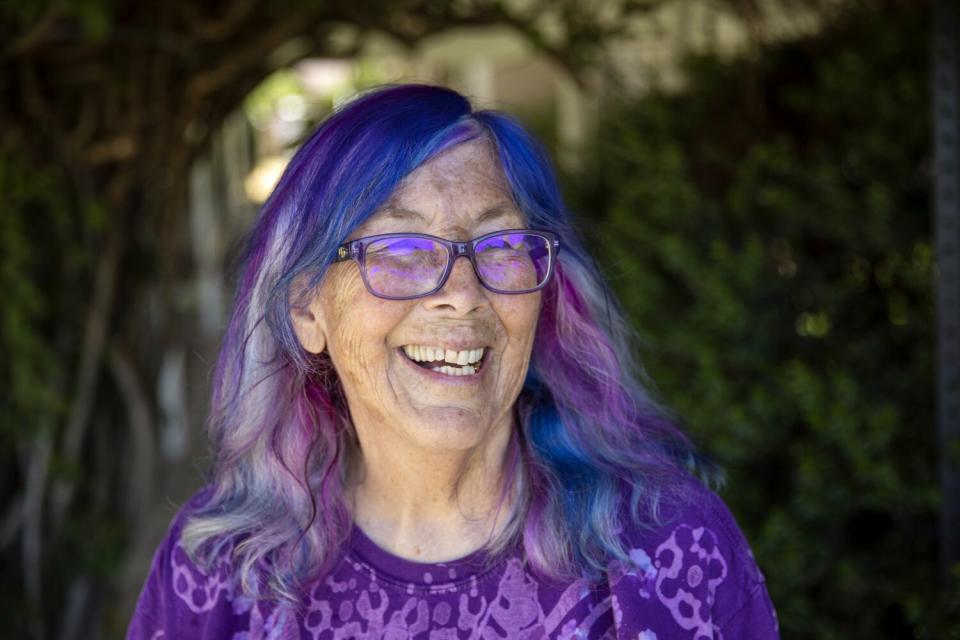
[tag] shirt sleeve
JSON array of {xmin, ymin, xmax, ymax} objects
[
  {"xmin": 126, "ymin": 521, "xmax": 171, "ymax": 640},
  {"xmin": 707, "ymin": 490, "xmax": 780, "ymax": 639},
  {"xmin": 609, "ymin": 480, "xmax": 780, "ymax": 639},
  {"xmin": 126, "ymin": 490, "xmax": 245, "ymax": 640}
]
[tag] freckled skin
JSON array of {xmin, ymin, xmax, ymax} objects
[
  {"xmin": 309, "ymin": 139, "xmax": 540, "ymax": 454},
  {"xmin": 290, "ymin": 139, "xmax": 541, "ymax": 559}
]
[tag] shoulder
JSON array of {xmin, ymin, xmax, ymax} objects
[
  {"xmin": 609, "ymin": 476, "xmax": 780, "ymax": 639},
  {"xmin": 164, "ymin": 486, "xmax": 239, "ymax": 607},
  {"xmin": 634, "ymin": 476, "xmax": 768, "ymax": 603},
  {"xmin": 127, "ymin": 486, "xmax": 267, "ymax": 639},
  {"xmin": 149, "ymin": 486, "xmax": 226, "ymax": 598},
  {"xmin": 161, "ymin": 485, "xmax": 217, "ymax": 548}
]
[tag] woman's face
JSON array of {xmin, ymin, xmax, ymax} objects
[{"xmin": 294, "ymin": 139, "xmax": 541, "ymax": 455}]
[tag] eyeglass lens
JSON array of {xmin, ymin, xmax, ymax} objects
[{"xmin": 363, "ymin": 232, "xmax": 551, "ymax": 298}]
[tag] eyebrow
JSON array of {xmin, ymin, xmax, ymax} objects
[
  {"xmin": 379, "ymin": 203, "xmax": 522, "ymax": 225},
  {"xmin": 379, "ymin": 206, "xmax": 426, "ymax": 223},
  {"xmin": 477, "ymin": 204, "xmax": 522, "ymax": 225}
]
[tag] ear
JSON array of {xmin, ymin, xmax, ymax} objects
[{"xmin": 289, "ymin": 277, "xmax": 327, "ymax": 354}]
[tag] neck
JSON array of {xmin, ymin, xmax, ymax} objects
[{"xmin": 345, "ymin": 417, "xmax": 516, "ymax": 562}]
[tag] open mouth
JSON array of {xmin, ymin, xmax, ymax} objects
[{"xmin": 400, "ymin": 345, "xmax": 488, "ymax": 377}]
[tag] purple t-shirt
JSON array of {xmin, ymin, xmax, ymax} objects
[{"xmin": 127, "ymin": 481, "xmax": 779, "ymax": 639}]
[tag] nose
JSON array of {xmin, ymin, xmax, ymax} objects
[{"xmin": 424, "ymin": 254, "xmax": 486, "ymax": 313}]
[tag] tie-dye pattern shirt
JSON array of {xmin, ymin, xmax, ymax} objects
[{"xmin": 127, "ymin": 481, "xmax": 779, "ymax": 639}]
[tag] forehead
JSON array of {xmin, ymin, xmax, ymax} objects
[{"xmin": 356, "ymin": 139, "xmax": 525, "ymax": 237}]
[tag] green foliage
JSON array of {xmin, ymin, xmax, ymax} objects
[
  {"xmin": 243, "ymin": 68, "xmax": 310, "ymax": 126},
  {"xmin": 0, "ymin": 151, "xmax": 106, "ymax": 636},
  {"xmin": 0, "ymin": 155, "xmax": 75, "ymax": 444},
  {"xmin": 1, "ymin": 0, "xmax": 118, "ymax": 41},
  {"xmin": 568, "ymin": 4, "xmax": 947, "ymax": 637}
]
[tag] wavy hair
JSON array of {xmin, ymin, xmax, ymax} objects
[{"xmin": 182, "ymin": 84, "xmax": 713, "ymax": 606}]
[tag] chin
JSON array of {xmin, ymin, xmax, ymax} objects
[{"xmin": 402, "ymin": 407, "xmax": 496, "ymax": 451}]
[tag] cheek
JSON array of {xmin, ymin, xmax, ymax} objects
[
  {"xmin": 330, "ymin": 328, "xmax": 374, "ymax": 389},
  {"xmin": 501, "ymin": 294, "xmax": 542, "ymax": 346},
  {"xmin": 494, "ymin": 295, "xmax": 541, "ymax": 390},
  {"xmin": 322, "ymin": 271, "xmax": 403, "ymax": 387}
]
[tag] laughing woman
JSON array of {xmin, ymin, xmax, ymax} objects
[{"xmin": 128, "ymin": 84, "xmax": 779, "ymax": 639}]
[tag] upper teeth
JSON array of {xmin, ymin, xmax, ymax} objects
[{"xmin": 402, "ymin": 345, "xmax": 485, "ymax": 366}]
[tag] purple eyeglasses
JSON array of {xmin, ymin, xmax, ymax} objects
[{"xmin": 333, "ymin": 229, "xmax": 560, "ymax": 300}]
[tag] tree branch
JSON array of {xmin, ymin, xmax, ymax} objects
[
  {"xmin": 186, "ymin": 13, "xmax": 318, "ymax": 102},
  {"xmin": 0, "ymin": 493, "xmax": 22, "ymax": 551},
  {"xmin": 107, "ymin": 346, "xmax": 156, "ymax": 531},
  {"xmin": 22, "ymin": 432, "xmax": 52, "ymax": 627},
  {"xmin": 50, "ymin": 230, "xmax": 122, "ymax": 531},
  {"xmin": 2, "ymin": 9, "xmax": 62, "ymax": 59},
  {"xmin": 179, "ymin": 0, "xmax": 258, "ymax": 42}
]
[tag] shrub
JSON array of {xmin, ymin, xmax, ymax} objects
[{"xmin": 568, "ymin": 4, "xmax": 952, "ymax": 637}]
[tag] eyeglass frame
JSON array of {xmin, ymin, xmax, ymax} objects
[{"xmin": 332, "ymin": 228, "xmax": 561, "ymax": 301}]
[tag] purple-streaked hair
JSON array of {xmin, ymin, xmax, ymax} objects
[{"xmin": 182, "ymin": 84, "xmax": 712, "ymax": 605}]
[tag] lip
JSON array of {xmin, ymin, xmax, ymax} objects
[{"xmin": 396, "ymin": 347, "xmax": 488, "ymax": 385}]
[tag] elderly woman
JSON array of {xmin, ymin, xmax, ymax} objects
[{"xmin": 128, "ymin": 84, "xmax": 778, "ymax": 639}]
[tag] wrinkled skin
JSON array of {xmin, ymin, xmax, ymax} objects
[{"xmin": 290, "ymin": 138, "xmax": 541, "ymax": 559}]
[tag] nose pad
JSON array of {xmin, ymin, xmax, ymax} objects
[
  {"xmin": 444, "ymin": 254, "xmax": 484, "ymax": 292},
  {"xmin": 429, "ymin": 254, "xmax": 486, "ymax": 308}
]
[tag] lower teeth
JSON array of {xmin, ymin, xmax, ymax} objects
[{"xmin": 431, "ymin": 364, "xmax": 477, "ymax": 376}]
